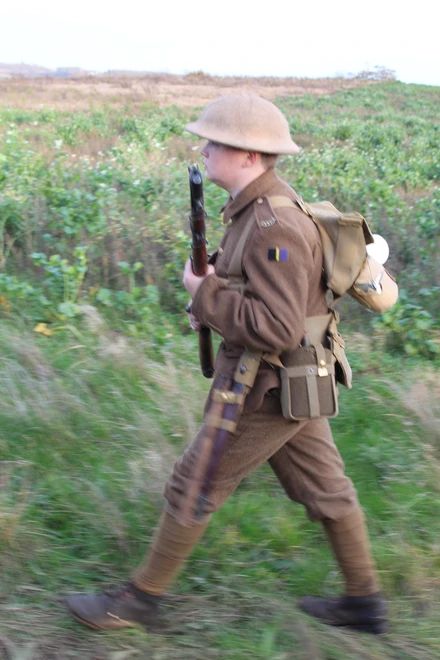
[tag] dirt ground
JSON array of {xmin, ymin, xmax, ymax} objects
[{"xmin": 0, "ymin": 71, "xmax": 371, "ymax": 110}]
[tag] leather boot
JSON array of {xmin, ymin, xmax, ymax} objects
[
  {"xmin": 299, "ymin": 592, "xmax": 388, "ymax": 635},
  {"xmin": 65, "ymin": 583, "xmax": 161, "ymax": 631}
]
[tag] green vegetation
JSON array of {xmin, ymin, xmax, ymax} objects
[
  {"xmin": 0, "ymin": 81, "xmax": 439, "ymax": 658},
  {"xmin": 1, "ymin": 82, "xmax": 439, "ymax": 356}
]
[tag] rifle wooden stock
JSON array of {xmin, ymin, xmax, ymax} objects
[{"xmin": 188, "ymin": 164, "xmax": 215, "ymax": 378}]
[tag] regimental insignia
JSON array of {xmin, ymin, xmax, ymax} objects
[
  {"xmin": 261, "ymin": 216, "xmax": 277, "ymax": 228},
  {"xmin": 268, "ymin": 248, "xmax": 288, "ymax": 262}
]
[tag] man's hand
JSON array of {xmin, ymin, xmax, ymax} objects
[
  {"xmin": 182, "ymin": 259, "xmax": 215, "ymax": 299},
  {"xmin": 186, "ymin": 300, "xmax": 202, "ymax": 332}
]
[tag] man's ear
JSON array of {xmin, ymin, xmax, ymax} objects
[{"xmin": 243, "ymin": 151, "xmax": 260, "ymax": 168}]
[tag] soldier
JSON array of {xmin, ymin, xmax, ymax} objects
[{"xmin": 66, "ymin": 94, "xmax": 388, "ymax": 635}]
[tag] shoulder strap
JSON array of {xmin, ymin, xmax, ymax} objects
[
  {"xmin": 227, "ymin": 212, "xmax": 257, "ymax": 292},
  {"xmin": 267, "ymin": 193, "xmax": 310, "ymax": 215}
]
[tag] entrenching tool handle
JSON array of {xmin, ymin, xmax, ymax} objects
[{"xmin": 188, "ymin": 165, "xmax": 215, "ymax": 379}]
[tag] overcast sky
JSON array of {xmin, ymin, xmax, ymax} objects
[{"xmin": 1, "ymin": 0, "xmax": 438, "ymax": 86}]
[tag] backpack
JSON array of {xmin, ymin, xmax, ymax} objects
[{"xmin": 227, "ymin": 192, "xmax": 398, "ymax": 311}]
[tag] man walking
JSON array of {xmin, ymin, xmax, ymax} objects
[{"xmin": 66, "ymin": 93, "xmax": 387, "ymax": 635}]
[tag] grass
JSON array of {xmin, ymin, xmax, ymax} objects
[
  {"xmin": 1, "ymin": 311, "xmax": 440, "ymax": 659},
  {"xmin": 1, "ymin": 75, "xmax": 440, "ymax": 657}
]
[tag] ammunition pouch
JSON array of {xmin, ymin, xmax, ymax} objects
[
  {"xmin": 268, "ymin": 313, "xmax": 351, "ymax": 421},
  {"xmin": 279, "ymin": 344, "xmax": 338, "ymax": 421}
]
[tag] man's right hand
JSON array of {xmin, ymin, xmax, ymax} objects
[{"xmin": 186, "ymin": 300, "xmax": 202, "ymax": 332}]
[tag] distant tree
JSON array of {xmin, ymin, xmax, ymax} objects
[{"xmin": 352, "ymin": 65, "xmax": 397, "ymax": 81}]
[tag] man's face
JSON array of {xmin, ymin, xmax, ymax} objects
[{"xmin": 200, "ymin": 141, "xmax": 248, "ymax": 192}]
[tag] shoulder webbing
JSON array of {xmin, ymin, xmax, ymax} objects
[
  {"xmin": 267, "ymin": 193, "xmax": 309, "ymax": 215},
  {"xmin": 227, "ymin": 212, "xmax": 258, "ymax": 292}
]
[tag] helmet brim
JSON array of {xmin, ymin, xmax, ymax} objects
[{"xmin": 185, "ymin": 121, "xmax": 301, "ymax": 155}]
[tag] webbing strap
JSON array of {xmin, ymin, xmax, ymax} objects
[
  {"xmin": 284, "ymin": 363, "xmax": 335, "ymax": 378},
  {"xmin": 227, "ymin": 213, "xmax": 258, "ymax": 287},
  {"xmin": 268, "ymin": 195, "xmax": 295, "ymax": 209},
  {"xmin": 314, "ymin": 343, "xmax": 327, "ymax": 368},
  {"xmin": 211, "ymin": 390, "xmax": 247, "ymax": 406},
  {"xmin": 263, "ymin": 352, "xmax": 283, "ymax": 368},
  {"xmin": 233, "ymin": 349, "xmax": 262, "ymax": 387},
  {"xmin": 203, "ymin": 415, "xmax": 238, "ymax": 433},
  {"xmin": 306, "ymin": 374, "xmax": 321, "ymax": 418},
  {"xmin": 269, "ymin": 193, "xmax": 312, "ymax": 216}
]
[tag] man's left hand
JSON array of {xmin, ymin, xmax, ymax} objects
[{"xmin": 182, "ymin": 259, "xmax": 215, "ymax": 299}]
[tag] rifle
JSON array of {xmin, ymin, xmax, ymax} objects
[{"xmin": 188, "ymin": 164, "xmax": 215, "ymax": 379}]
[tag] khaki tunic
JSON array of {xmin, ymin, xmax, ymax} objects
[
  {"xmin": 165, "ymin": 168, "xmax": 357, "ymax": 524},
  {"xmin": 191, "ymin": 167, "xmax": 328, "ymax": 411}
]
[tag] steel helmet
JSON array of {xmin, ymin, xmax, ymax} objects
[{"xmin": 185, "ymin": 93, "xmax": 300, "ymax": 155}]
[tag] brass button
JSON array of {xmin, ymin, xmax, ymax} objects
[
  {"xmin": 218, "ymin": 247, "xmax": 224, "ymax": 255},
  {"xmin": 319, "ymin": 359, "xmax": 326, "ymax": 366},
  {"xmin": 257, "ymin": 197, "xmax": 264, "ymax": 204}
]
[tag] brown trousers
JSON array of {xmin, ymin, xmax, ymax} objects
[
  {"xmin": 134, "ymin": 391, "xmax": 379, "ymax": 597},
  {"xmin": 164, "ymin": 391, "xmax": 358, "ymax": 525}
]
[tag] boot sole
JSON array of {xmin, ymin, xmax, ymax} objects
[
  {"xmin": 299, "ymin": 596, "xmax": 388, "ymax": 635},
  {"xmin": 309, "ymin": 617, "xmax": 388, "ymax": 635},
  {"xmin": 341, "ymin": 622, "xmax": 389, "ymax": 635},
  {"xmin": 69, "ymin": 610, "xmax": 139, "ymax": 631},
  {"xmin": 68, "ymin": 606, "xmax": 162, "ymax": 632}
]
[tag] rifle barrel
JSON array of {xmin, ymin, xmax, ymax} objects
[{"xmin": 188, "ymin": 164, "xmax": 214, "ymax": 378}]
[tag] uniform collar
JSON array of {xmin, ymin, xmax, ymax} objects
[{"xmin": 222, "ymin": 168, "xmax": 281, "ymax": 224}]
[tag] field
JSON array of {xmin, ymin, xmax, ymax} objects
[
  {"xmin": 0, "ymin": 72, "xmax": 376, "ymax": 109},
  {"xmin": 0, "ymin": 73, "xmax": 439, "ymax": 659}
]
